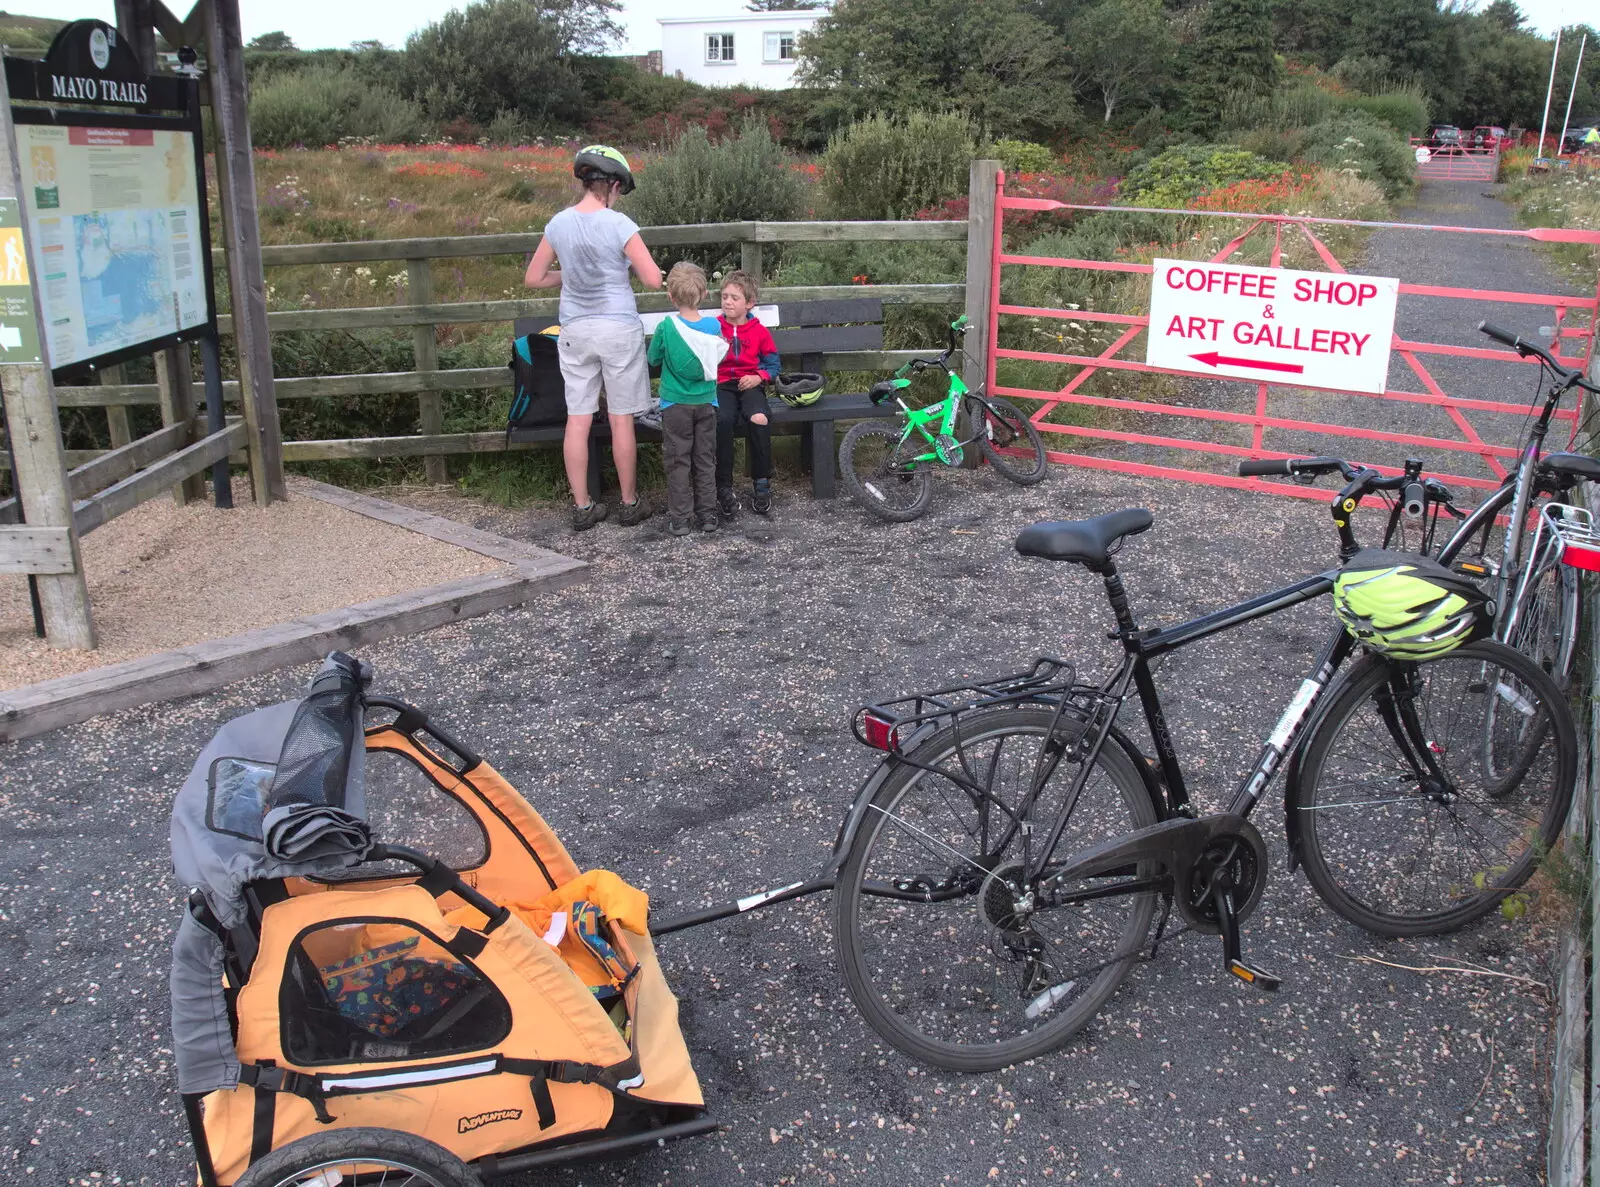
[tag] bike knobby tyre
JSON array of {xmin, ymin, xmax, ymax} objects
[
  {"xmin": 835, "ymin": 706, "xmax": 1159, "ymax": 1071},
  {"xmin": 839, "ymin": 419, "xmax": 934, "ymax": 522},
  {"xmin": 971, "ymin": 397, "xmax": 1048, "ymax": 485},
  {"xmin": 1291, "ymin": 640, "xmax": 1576, "ymax": 937},
  {"xmin": 235, "ymin": 1126, "xmax": 481, "ymax": 1187}
]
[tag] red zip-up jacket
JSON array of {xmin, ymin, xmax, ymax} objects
[{"xmin": 716, "ymin": 315, "xmax": 781, "ymax": 386}]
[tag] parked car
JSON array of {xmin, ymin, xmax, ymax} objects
[
  {"xmin": 1427, "ymin": 124, "xmax": 1463, "ymax": 154},
  {"xmin": 1562, "ymin": 122, "xmax": 1599, "ymax": 155},
  {"xmin": 1470, "ymin": 125, "xmax": 1507, "ymax": 151}
]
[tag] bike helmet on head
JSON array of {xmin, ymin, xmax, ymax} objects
[
  {"xmin": 573, "ymin": 144, "xmax": 635, "ymax": 195},
  {"xmin": 773, "ymin": 372, "xmax": 824, "ymax": 407},
  {"xmin": 1332, "ymin": 549, "xmax": 1493, "ymax": 660}
]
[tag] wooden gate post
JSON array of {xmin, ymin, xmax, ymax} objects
[
  {"xmin": 407, "ymin": 257, "xmax": 447, "ymax": 485},
  {"xmin": 205, "ymin": 0, "xmax": 286, "ymax": 504},
  {"xmin": 0, "ymin": 69, "xmax": 95, "ymax": 648},
  {"xmin": 961, "ymin": 159, "xmax": 1001, "ymax": 469}
]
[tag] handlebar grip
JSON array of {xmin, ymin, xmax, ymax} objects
[
  {"xmin": 1478, "ymin": 321, "xmax": 1521, "ymax": 349},
  {"xmin": 1238, "ymin": 458, "xmax": 1294, "ymax": 478},
  {"xmin": 1400, "ymin": 480, "xmax": 1426, "ymax": 519}
]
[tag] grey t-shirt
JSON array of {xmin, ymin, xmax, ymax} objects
[{"xmin": 542, "ymin": 206, "xmax": 643, "ymax": 326}]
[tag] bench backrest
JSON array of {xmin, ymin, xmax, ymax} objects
[{"xmin": 513, "ymin": 297, "xmax": 884, "ymax": 374}]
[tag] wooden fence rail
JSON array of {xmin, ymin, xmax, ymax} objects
[{"xmin": 55, "ymin": 217, "xmax": 977, "ymax": 471}]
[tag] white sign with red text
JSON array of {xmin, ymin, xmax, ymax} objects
[{"xmin": 1145, "ymin": 258, "xmax": 1400, "ymax": 394}]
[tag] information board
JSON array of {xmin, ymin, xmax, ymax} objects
[
  {"xmin": 1145, "ymin": 258, "xmax": 1400, "ymax": 395},
  {"xmin": 17, "ymin": 119, "xmax": 208, "ymax": 370},
  {"xmin": 0, "ymin": 197, "xmax": 42, "ymax": 363}
]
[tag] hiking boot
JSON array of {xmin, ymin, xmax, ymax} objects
[
  {"xmin": 752, "ymin": 479, "xmax": 773, "ymax": 516},
  {"xmin": 666, "ymin": 515, "xmax": 692, "ymax": 537},
  {"xmin": 571, "ymin": 501, "xmax": 608, "ymax": 531},
  {"xmin": 696, "ymin": 510, "xmax": 720, "ymax": 533},
  {"xmin": 617, "ymin": 492, "xmax": 653, "ymax": 526},
  {"xmin": 717, "ymin": 486, "xmax": 740, "ymax": 519}
]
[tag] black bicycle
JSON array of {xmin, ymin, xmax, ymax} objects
[{"xmin": 829, "ymin": 457, "xmax": 1577, "ymax": 1071}]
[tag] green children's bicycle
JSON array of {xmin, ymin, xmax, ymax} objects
[{"xmin": 839, "ymin": 316, "xmax": 1048, "ymax": 522}]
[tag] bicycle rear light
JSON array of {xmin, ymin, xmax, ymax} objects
[
  {"xmin": 1542, "ymin": 503, "xmax": 1600, "ymax": 572},
  {"xmin": 862, "ymin": 710, "xmax": 899, "ymax": 751}
]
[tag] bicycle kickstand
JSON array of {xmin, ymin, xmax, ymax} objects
[{"xmin": 1211, "ymin": 881, "xmax": 1281, "ymax": 993}]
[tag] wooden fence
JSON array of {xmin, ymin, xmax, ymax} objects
[{"xmin": 49, "ymin": 212, "xmax": 985, "ymax": 483}]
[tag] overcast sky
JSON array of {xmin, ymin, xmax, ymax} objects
[{"xmin": 17, "ymin": 0, "xmax": 1590, "ymax": 55}]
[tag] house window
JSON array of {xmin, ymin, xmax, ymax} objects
[
  {"xmin": 706, "ymin": 33, "xmax": 735, "ymax": 63},
  {"xmin": 764, "ymin": 32, "xmax": 797, "ymax": 62}
]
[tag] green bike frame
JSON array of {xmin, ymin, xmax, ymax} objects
[{"xmin": 885, "ymin": 371, "xmax": 971, "ymax": 467}]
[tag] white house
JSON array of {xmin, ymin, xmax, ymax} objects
[{"xmin": 658, "ymin": 11, "xmax": 823, "ymax": 89}]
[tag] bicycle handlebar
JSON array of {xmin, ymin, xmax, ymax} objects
[
  {"xmin": 1237, "ymin": 456, "xmax": 1353, "ymax": 480},
  {"xmin": 1478, "ymin": 321, "xmax": 1600, "ymax": 395}
]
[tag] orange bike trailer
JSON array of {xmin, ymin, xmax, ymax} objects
[{"xmin": 170, "ymin": 654, "xmax": 712, "ymax": 1186}]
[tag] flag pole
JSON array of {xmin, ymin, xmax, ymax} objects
[
  {"xmin": 1538, "ymin": 27, "xmax": 1564, "ymax": 160},
  {"xmin": 1556, "ymin": 33, "xmax": 1586, "ymax": 161}
]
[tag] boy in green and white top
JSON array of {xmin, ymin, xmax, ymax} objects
[{"xmin": 648, "ymin": 262, "xmax": 728, "ymax": 535}]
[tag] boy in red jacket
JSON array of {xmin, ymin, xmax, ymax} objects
[{"xmin": 715, "ymin": 270, "xmax": 781, "ymax": 516}]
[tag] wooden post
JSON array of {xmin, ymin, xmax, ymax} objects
[
  {"xmin": 740, "ymin": 240, "xmax": 764, "ymax": 288},
  {"xmin": 99, "ymin": 365, "xmax": 133, "ymax": 448},
  {"xmin": 205, "ymin": 0, "xmax": 286, "ymax": 504},
  {"xmin": 961, "ymin": 159, "xmax": 1001, "ymax": 469},
  {"xmin": 408, "ymin": 257, "xmax": 446, "ymax": 484},
  {"xmin": 155, "ymin": 345, "xmax": 205, "ymax": 503},
  {"xmin": 0, "ymin": 69, "xmax": 95, "ymax": 648}
]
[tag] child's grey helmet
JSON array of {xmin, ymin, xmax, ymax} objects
[{"xmin": 773, "ymin": 372, "xmax": 825, "ymax": 407}]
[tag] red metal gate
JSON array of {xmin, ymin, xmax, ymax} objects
[
  {"xmin": 985, "ymin": 174, "xmax": 1600, "ymax": 501},
  {"xmin": 1408, "ymin": 143, "xmax": 1500, "ymax": 183}
]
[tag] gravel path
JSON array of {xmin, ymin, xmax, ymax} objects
[
  {"xmin": 0, "ymin": 179, "xmax": 1576, "ymax": 1187},
  {"xmin": 1, "ymin": 457, "xmax": 1561, "ymax": 1186}
]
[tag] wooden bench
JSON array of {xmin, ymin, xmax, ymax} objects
[{"xmin": 508, "ymin": 297, "xmax": 886, "ymax": 498}]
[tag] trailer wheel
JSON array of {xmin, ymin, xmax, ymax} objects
[{"xmin": 234, "ymin": 1126, "xmax": 481, "ymax": 1187}]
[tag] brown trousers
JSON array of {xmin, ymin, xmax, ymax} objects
[{"xmin": 661, "ymin": 403, "xmax": 717, "ymax": 519}]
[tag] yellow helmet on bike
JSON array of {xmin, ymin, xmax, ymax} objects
[{"xmin": 1332, "ymin": 550, "xmax": 1493, "ymax": 660}]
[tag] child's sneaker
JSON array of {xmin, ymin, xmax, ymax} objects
[
  {"xmin": 717, "ymin": 486, "xmax": 739, "ymax": 519},
  {"xmin": 696, "ymin": 510, "xmax": 720, "ymax": 533},
  {"xmin": 618, "ymin": 493, "xmax": 653, "ymax": 526},
  {"xmin": 666, "ymin": 515, "xmax": 692, "ymax": 536},
  {"xmin": 571, "ymin": 501, "xmax": 608, "ymax": 531},
  {"xmin": 752, "ymin": 479, "xmax": 773, "ymax": 516}
]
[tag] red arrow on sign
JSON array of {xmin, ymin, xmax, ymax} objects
[{"xmin": 1190, "ymin": 351, "xmax": 1305, "ymax": 375}]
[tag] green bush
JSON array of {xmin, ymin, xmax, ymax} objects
[
  {"xmin": 1298, "ymin": 112, "xmax": 1414, "ymax": 197},
  {"xmin": 822, "ymin": 112, "xmax": 977, "ymax": 220},
  {"xmin": 1118, "ymin": 145, "xmax": 1290, "ymax": 205},
  {"xmin": 992, "ymin": 139, "xmax": 1058, "ymax": 174},
  {"xmin": 250, "ymin": 66, "xmax": 431, "ymax": 148},
  {"xmin": 1347, "ymin": 87, "xmax": 1430, "ymax": 137},
  {"xmin": 1219, "ymin": 82, "xmax": 1338, "ymax": 134}
]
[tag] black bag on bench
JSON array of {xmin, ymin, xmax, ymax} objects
[{"xmin": 506, "ymin": 332, "xmax": 567, "ymax": 440}]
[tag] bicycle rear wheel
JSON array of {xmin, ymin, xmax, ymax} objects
[
  {"xmin": 839, "ymin": 419, "xmax": 934, "ymax": 522},
  {"xmin": 835, "ymin": 706, "xmax": 1159, "ymax": 1071},
  {"xmin": 971, "ymin": 397, "xmax": 1048, "ymax": 485},
  {"xmin": 1292, "ymin": 640, "xmax": 1576, "ymax": 937}
]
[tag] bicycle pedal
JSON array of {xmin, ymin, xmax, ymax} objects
[{"xmin": 1227, "ymin": 960, "xmax": 1281, "ymax": 992}]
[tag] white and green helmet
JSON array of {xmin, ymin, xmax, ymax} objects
[
  {"xmin": 1332, "ymin": 549, "xmax": 1493, "ymax": 660},
  {"xmin": 573, "ymin": 144, "xmax": 635, "ymax": 194}
]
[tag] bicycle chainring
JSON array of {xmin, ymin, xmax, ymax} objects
[
  {"xmin": 935, "ymin": 433, "xmax": 964, "ymax": 466},
  {"xmin": 1179, "ymin": 822, "xmax": 1269, "ymax": 935}
]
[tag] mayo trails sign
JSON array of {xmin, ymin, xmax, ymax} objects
[
  {"xmin": 1145, "ymin": 259, "xmax": 1401, "ymax": 395},
  {"xmin": 5, "ymin": 19, "xmax": 188, "ymax": 112}
]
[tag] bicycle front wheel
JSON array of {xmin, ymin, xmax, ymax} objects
[
  {"xmin": 971, "ymin": 397, "xmax": 1048, "ymax": 485},
  {"xmin": 839, "ymin": 419, "xmax": 934, "ymax": 522},
  {"xmin": 835, "ymin": 706, "xmax": 1159, "ymax": 1071},
  {"xmin": 1293, "ymin": 640, "xmax": 1576, "ymax": 937}
]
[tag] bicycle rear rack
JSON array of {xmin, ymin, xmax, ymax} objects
[
  {"xmin": 1541, "ymin": 502, "xmax": 1600, "ymax": 572},
  {"xmin": 851, "ymin": 656, "xmax": 1089, "ymax": 756}
]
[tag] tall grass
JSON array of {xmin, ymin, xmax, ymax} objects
[{"xmin": 249, "ymin": 66, "xmax": 432, "ymax": 148}]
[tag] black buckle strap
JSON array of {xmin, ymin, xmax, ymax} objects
[{"xmin": 239, "ymin": 1064, "xmax": 333, "ymax": 1124}]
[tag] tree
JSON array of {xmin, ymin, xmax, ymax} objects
[
  {"xmin": 247, "ymin": 30, "xmax": 297, "ymax": 52},
  {"xmin": 1188, "ymin": 0, "xmax": 1278, "ymax": 125},
  {"xmin": 400, "ymin": 0, "xmax": 621, "ymax": 128},
  {"xmin": 1482, "ymin": 1, "xmax": 1525, "ymax": 34},
  {"xmin": 797, "ymin": 0, "xmax": 1074, "ymax": 139},
  {"xmin": 746, "ymin": 0, "xmax": 823, "ymax": 8},
  {"xmin": 349, "ymin": 39, "xmax": 387, "ymax": 52},
  {"xmin": 1070, "ymin": 0, "xmax": 1175, "ymax": 122}
]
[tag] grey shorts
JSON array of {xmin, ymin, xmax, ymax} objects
[{"xmin": 557, "ymin": 317, "xmax": 651, "ymax": 417}]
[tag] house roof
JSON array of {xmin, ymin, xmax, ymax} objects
[{"xmin": 658, "ymin": 12, "xmax": 823, "ymax": 26}]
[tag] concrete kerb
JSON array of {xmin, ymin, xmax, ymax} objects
[{"xmin": 0, "ymin": 483, "xmax": 588, "ymax": 742}]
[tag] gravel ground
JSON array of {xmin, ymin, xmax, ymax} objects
[
  {"xmin": 0, "ymin": 180, "xmax": 1571, "ymax": 1186},
  {"xmin": 0, "ymin": 460, "xmax": 1561, "ymax": 1187},
  {"xmin": 0, "ymin": 477, "xmax": 501, "ymax": 690}
]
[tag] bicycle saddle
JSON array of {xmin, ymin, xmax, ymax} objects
[
  {"xmin": 1540, "ymin": 452, "xmax": 1600, "ymax": 485},
  {"xmin": 868, "ymin": 380, "xmax": 899, "ymax": 405},
  {"xmin": 1015, "ymin": 508, "xmax": 1154, "ymax": 571}
]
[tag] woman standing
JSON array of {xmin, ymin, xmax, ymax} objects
[{"xmin": 525, "ymin": 146, "xmax": 663, "ymax": 531}]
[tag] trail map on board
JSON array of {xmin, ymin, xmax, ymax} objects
[{"xmin": 19, "ymin": 123, "xmax": 206, "ymax": 368}]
